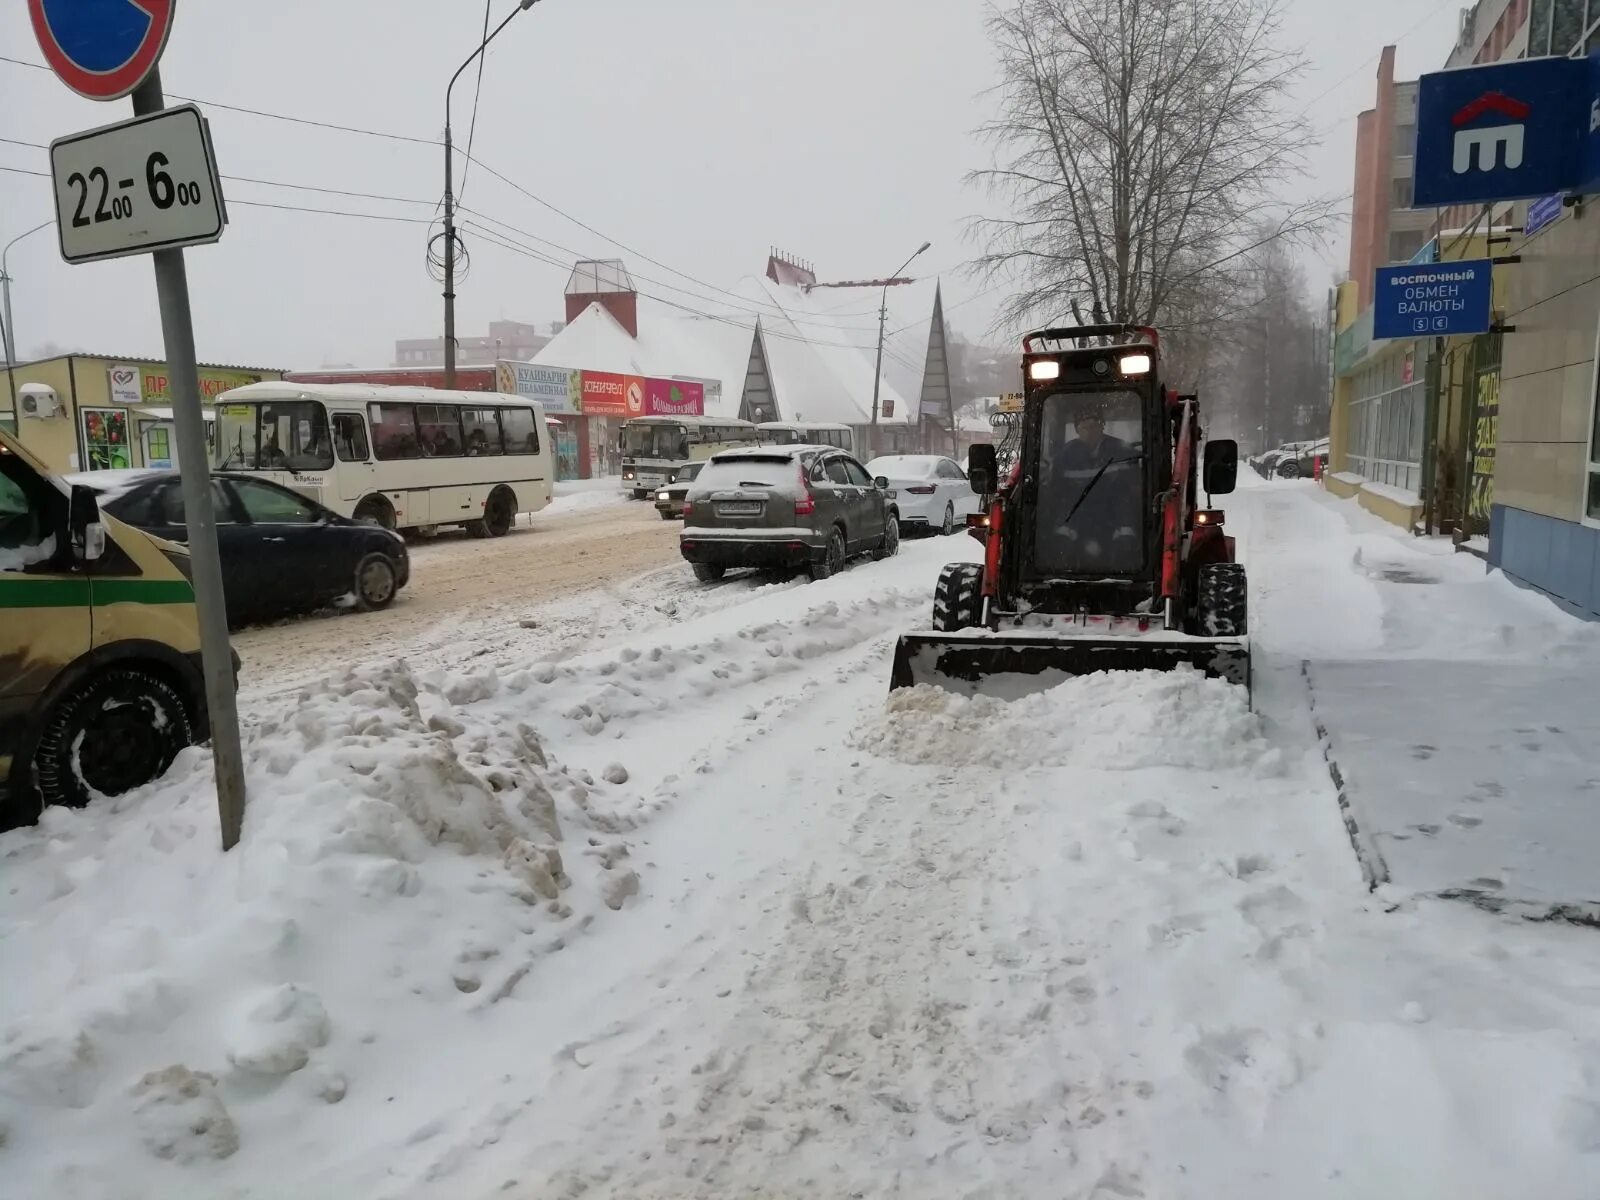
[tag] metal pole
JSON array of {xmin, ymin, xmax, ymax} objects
[
  {"xmin": 442, "ymin": 1, "xmax": 538, "ymax": 390},
  {"xmin": 2, "ymin": 221, "xmax": 52, "ymax": 415},
  {"xmin": 867, "ymin": 240, "xmax": 930, "ymax": 460},
  {"xmin": 442, "ymin": 119, "xmax": 456, "ymax": 388},
  {"xmin": 131, "ymin": 70, "xmax": 247, "ymax": 851},
  {"xmin": 869, "ymin": 287, "xmax": 887, "ymax": 459}
]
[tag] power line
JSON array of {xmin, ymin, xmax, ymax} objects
[
  {"xmin": 0, "ymin": 53, "xmax": 439, "ymax": 147},
  {"xmin": 457, "ymin": 0, "xmax": 494, "ymax": 202}
]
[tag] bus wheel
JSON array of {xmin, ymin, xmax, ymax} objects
[
  {"xmin": 354, "ymin": 497, "xmax": 396, "ymax": 531},
  {"xmin": 481, "ymin": 488, "xmax": 515, "ymax": 538},
  {"xmin": 32, "ymin": 667, "xmax": 195, "ymax": 812}
]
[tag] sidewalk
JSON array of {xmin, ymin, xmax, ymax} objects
[{"xmin": 1241, "ymin": 480, "xmax": 1600, "ymax": 920}]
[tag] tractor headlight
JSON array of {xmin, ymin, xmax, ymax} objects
[
  {"xmin": 1028, "ymin": 360, "xmax": 1061, "ymax": 381},
  {"xmin": 1120, "ymin": 353, "xmax": 1152, "ymax": 375}
]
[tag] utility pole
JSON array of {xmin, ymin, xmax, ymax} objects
[
  {"xmin": 441, "ymin": 0, "xmax": 540, "ymax": 389},
  {"xmin": 869, "ymin": 240, "xmax": 930, "ymax": 458},
  {"xmin": 2, "ymin": 221, "xmax": 52, "ymax": 414}
]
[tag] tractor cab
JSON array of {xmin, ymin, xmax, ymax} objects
[{"xmin": 891, "ymin": 322, "xmax": 1250, "ymax": 695}]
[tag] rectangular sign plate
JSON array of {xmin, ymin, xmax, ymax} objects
[
  {"xmin": 50, "ymin": 104, "xmax": 226, "ymax": 264},
  {"xmin": 1372, "ymin": 259, "xmax": 1494, "ymax": 341}
]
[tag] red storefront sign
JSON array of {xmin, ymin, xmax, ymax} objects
[
  {"xmin": 579, "ymin": 370, "xmax": 629, "ymax": 415},
  {"xmin": 645, "ymin": 378, "xmax": 704, "ymax": 416}
]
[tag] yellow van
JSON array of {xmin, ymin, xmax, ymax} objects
[{"xmin": 0, "ymin": 429, "xmax": 222, "ymax": 829}]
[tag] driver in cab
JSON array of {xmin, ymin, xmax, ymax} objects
[{"xmin": 1039, "ymin": 399, "xmax": 1140, "ymax": 570}]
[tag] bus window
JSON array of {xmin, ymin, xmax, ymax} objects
[
  {"xmin": 370, "ymin": 403, "xmax": 422, "ymax": 460},
  {"xmin": 332, "ymin": 413, "xmax": 370, "ymax": 462},
  {"xmin": 462, "ymin": 408, "xmax": 504, "ymax": 456},
  {"xmin": 501, "ymin": 407, "xmax": 540, "ymax": 455},
  {"xmin": 417, "ymin": 405, "xmax": 463, "ymax": 457}
]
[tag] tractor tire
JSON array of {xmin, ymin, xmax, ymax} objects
[
  {"xmin": 1197, "ymin": 562, "xmax": 1248, "ymax": 637},
  {"xmin": 931, "ymin": 562, "xmax": 984, "ymax": 632}
]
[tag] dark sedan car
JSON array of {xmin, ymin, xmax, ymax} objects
[
  {"xmin": 67, "ymin": 470, "xmax": 409, "ymax": 626},
  {"xmin": 654, "ymin": 461, "xmax": 704, "ymax": 520}
]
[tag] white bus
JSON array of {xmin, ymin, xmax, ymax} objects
[
  {"xmin": 619, "ymin": 415, "xmax": 759, "ymax": 498},
  {"xmin": 756, "ymin": 421, "xmax": 856, "ymax": 453},
  {"xmin": 213, "ymin": 382, "xmax": 554, "ymax": 536}
]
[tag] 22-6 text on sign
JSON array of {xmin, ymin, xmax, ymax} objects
[{"xmin": 49, "ymin": 103, "xmax": 225, "ymax": 265}]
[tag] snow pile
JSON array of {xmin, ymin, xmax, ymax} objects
[
  {"xmin": 856, "ymin": 667, "xmax": 1281, "ymax": 776},
  {"xmin": 0, "ymin": 661, "xmax": 647, "ymax": 1197},
  {"xmin": 542, "ymin": 478, "xmax": 630, "ymax": 516}
]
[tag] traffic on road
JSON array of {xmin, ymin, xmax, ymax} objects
[{"xmin": 6, "ymin": 2, "xmax": 1600, "ymax": 1198}]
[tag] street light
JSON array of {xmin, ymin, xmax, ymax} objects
[
  {"xmin": 869, "ymin": 240, "xmax": 931, "ymax": 459},
  {"xmin": 2, "ymin": 219, "xmax": 53, "ymax": 413},
  {"xmin": 440, "ymin": 0, "xmax": 541, "ymax": 388}
]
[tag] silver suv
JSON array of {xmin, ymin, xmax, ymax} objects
[{"xmin": 678, "ymin": 445, "xmax": 900, "ymax": 582}]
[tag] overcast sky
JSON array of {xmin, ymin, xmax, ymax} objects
[{"xmin": 0, "ymin": 0, "xmax": 1458, "ymax": 370}]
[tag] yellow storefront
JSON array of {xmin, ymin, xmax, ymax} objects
[{"xmin": 1, "ymin": 353, "xmax": 283, "ymax": 474}]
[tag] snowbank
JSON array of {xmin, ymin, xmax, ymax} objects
[
  {"xmin": 542, "ymin": 477, "xmax": 629, "ymax": 516},
  {"xmin": 0, "ymin": 661, "xmax": 648, "ymax": 1197}
]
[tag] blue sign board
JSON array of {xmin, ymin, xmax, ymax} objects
[
  {"xmin": 1373, "ymin": 259, "xmax": 1494, "ymax": 341},
  {"xmin": 1414, "ymin": 54, "xmax": 1600, "ymax": 207},
  {"xmin": 1414, "ymin": 56, "xmax": 1585, "ymax": 206},
  {"xmin": 28, "ymin": 0, "xmax": 175, "ymax": 101},
  {"xmin": 1526, "ymin": 192, "xmax": 1566, "ymax": 236}
]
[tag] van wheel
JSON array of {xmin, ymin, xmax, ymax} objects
[
  {"xmin": 354, "ymin": 553, "xmax": 399, "ymax": 611},
  {"xmin": 354, "ymin": 497, "xmax": 396, "ymax": 531},
  {"xmin": 30, "ymin": 668, "xmax": 196, "ymax": 813},
  {"xmin": 809, "ymin": 528, "xmax": 847, "ymax": 581}
]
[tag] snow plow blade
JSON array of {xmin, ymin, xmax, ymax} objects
[{"xmin": 889, "ymin": 630, "xmax": 1250, "ymax": 696}]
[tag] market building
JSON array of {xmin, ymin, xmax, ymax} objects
[{"xmin": 1, "ymin": 353, "xmax": 283, "ymax": 474}]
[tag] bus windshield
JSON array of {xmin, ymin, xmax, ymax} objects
[
  {"xmin": 216, "ymin": 401, "xmax": 333, "ymax": 472},
  {"xmin": 759, "ymin": 428, "xmax": 799, "ymax": 445},
  {"xmin": 624, "ymin": 423, "xmax": 689, "ymax": 461}
]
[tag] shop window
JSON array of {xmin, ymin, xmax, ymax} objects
[
  {"xmin": 81, "ymin": 408, "xmax": 132, "ymax": 471},
  {"xmin": 1585, "ymin": 314, "xmax": 1600, "ymax": 521}
]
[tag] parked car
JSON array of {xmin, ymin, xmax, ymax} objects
[
  {"xmin": 66, "ymin": 470, "xmax": 409, "ymax": 627},
  {"xmin": 865, "ymin": 454, "xmax": 982, "ymax": 536},
  {"xmin": 1277, "ymin": 438, "xmax": 1330, "ymax": 478},
  {"xmin": 678, "ymin": 444, "xmax": 899, "ymax": 583},
  {"xmin": 1254, "ymin": 441, "xmax": 1312, "ymax": 477},
  {"xmin": 653, "ymin": 461, "xmax": 704, "ymax": 520}
]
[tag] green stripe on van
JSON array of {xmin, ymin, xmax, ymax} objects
[{"xmin": 0, "ymin": 577, "xmax": 194, "ymax": 608}]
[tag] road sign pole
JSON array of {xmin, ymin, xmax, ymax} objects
[{"xmin": 130, "ymin": 68, "xmax": 247, "ymax": 850}]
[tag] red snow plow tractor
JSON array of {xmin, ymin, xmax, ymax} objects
[{"xmin": 889, "ymin": 323, "xmax": 1249, "ymax": 694}]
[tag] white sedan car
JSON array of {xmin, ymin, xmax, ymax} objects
[{"xmin": 866, "ymin": 455, "xmax": 983, "ymax": 536}]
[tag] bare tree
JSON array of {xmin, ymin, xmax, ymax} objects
[{"xmin": 969, "ymin": 0, "xmax": 1335, "ymax": 336}]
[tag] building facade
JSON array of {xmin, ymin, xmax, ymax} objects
[
  {"xmin": 393, "ymin": 320, "xmax": 558, "ymax": 368},
  {"xmin": 1483, "ymin": 0, "xmax": 1600, "ymax": 615},
  {"xmin": 2, "ymin": 354, "xmax": 283, "ymax": 474},
  {"xmin": 1328, "ymin": 47, "xmax": 1435, "ymax": 527}
]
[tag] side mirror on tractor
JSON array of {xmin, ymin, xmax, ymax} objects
[
  {"xmin": 967, "ymin": 443, "xmax": 997, "ymax": 495},
  {"xmin": 1202, "ymin": 440, "xmax": 1239, "ymax": 496}
]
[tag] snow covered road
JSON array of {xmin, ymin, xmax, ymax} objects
[{"xmin": 5, "ymin": 485, "xmax": 1600, "ymax": 1199}]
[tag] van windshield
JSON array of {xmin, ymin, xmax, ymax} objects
[{"xmin": 217, "ymin": 402, "xmax": 334, "ymax": 472}]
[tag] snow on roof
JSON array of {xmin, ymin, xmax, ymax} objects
[
  {"xmin": 731, "ymin": 276, "xmax": 915, "ymax": 427},
  {"xmin": 528, "ymin": 300, "xmax": 755, "ymax": 419}
]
